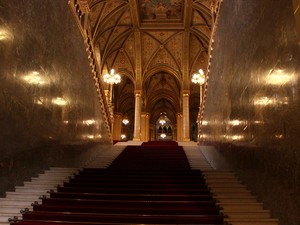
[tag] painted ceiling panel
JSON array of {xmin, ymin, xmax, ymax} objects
[
  {"xmin": 146, "ymin": 31, "xmax": 178, "ymax": 43},
  {"xmin": 123, "ymin": 33, "xmax": 136, "ymax": 70},
  {"xmin": 83, "ymin": 0, "xmax": 214, "ymax": 125},
  {"xmin": 139, "ymin": 0, "xmax": 184, "ymax": 22},
  {"xmin": 114, "ymin": 51, "xmax": 134, "ymax": 75},
  {"xmin": 191, "ymin": 9, "xmax": 209, "ymax": 26},
  {"xmin": 189, "ymin": 33, "xmax": 203, "ymax": 68},
  {"xmin": 89, "ymin": 2, "xmax": 104, "ymax": 28},
  {"xmin": 165, "ymin": 32, "xmax": 183, "ymax": 68},
  {"xmin": 148, "ymin": 48, "xmax": 180, "ymax": 73},
  {"xmin": 102, "ymin": 0, "xmax": 127, "ymax": 19},
  {"xmin": 141, "ymin": 32, "xmax": 161, "ymax": 70}
]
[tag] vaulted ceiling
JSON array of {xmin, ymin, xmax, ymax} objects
[{"xmin": 84, "ymin": 0, "xmax": 214, "ymax": 127}]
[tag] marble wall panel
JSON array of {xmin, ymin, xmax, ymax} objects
[
  {"xmin": 0, "ymin": 0, "xmax": 110, "ymax": 195},
  {"xmin": 202, "ymin": 0, "xmax": 300, "ymax": 149},
  {"xmin": 200, "ymin": 0, "xmax": 300, "ymax": 223}
]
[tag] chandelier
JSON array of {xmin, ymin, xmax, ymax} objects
[
  {"xmin": 122, "ymin": 115, "xmax": 129, "ymax": 125},
  {"xmin": 103, "ymin": 69, "xmax": 121, "ymax": 85},
  {"xmin": 159, "ymin": 118, "xmax": 166, "ymax": 125},
  {"xmin": 192, "ymin": 69, "xmax": 206, "ymax": 85},
  {"xmin": 160, "ymin": 133, "xmax": 166, "ymax": 139}
]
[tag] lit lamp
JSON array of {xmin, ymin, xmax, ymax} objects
[
  {"xmin": 159, "ymin": 118, "xmax": 166, "ymax": 125},
  {"xmin": 103, "ymin": 69, "xmax": 121, "ymax": 104},
  {"xmin": 122, "ymin": 115, "xmax": 129, "ymax": 125},
  {"xmin": 160, "ymin": 133, "xmax": 166, "ymax": 139},
  {"xmin": 192, "ymin": 69, "xmax": 206, "ymax": 142},
  {"xmin": 192, "ymin": 69, "xmax": 206, "ymax": 106}
]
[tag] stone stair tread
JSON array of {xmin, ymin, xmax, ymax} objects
[
  {"xmin": 0, "ymin": 207, "xmax": 32, "ymax": 214},
  {"xmin": 218, "ymin": 199, "xmax": 258, "ymax": 203},
  {"xmin": 0, "ymin": 198, "xmax": 41, "ymax": 203},
  {"xmin": 23, "ymin": 182, "xmax": 59, "ymax": 187},
  {"xmin": 34, "ymin": 176, "xmax": 71, "ymax": 180},
  {"xmin": 207, "ymin": 184, "xmax": 247, "ymax": 188},
  {"xmin": 5, "ymin": 192, "xmax": 50, "ymax": 198},
  {"xmin": 225, "ymin": 211, "xmax": 272, "ymax": 219},
  {"xmin": 0, "ymin": 215, "xmax": 20, "ymax": 223},
  {"xmin": 210, "ymin": 188, "xmax": 252, "ymax": 193},
  {"xmin": 37, "ymin": 173, "xmax": 73, "ymax": 177},
  {"xmin": 227, "ymin": 218, "xmax": 278, "ymax": 221},
  {"xmin": 15, "ymin": 185, "xmax": 53, "ymax": 190},
  {"xmin": 49, "ymin": 167, "xmax": 79, "ymax": 170},
  {"xmin": 226, "ymin": 218, "xmax": 279, "ymax": 225},
  {"xmin": 227, "ymin": 222, "xmax": 278, "ymax": 225}
]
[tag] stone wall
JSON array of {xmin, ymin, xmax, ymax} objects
[
  {"xmin": 0, "ymin": 1, "xmax": 110, "ymax": 195},
  {"xmin": 201, "ymin": 0, "xmax": 300, "ymax": 224}
]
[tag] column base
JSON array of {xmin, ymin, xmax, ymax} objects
[
  {"xmin": 183, "ymin": 138, "xmax": 190, "ymax": 141},
  {"xmin": 133, "ymin": 137, "xmax": 141, "ymax": 141}
]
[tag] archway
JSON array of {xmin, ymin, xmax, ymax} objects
[{"xmin": 156, "ymin": 114, "xmax": 173, "ymax": 140}]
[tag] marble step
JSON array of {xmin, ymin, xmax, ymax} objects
[
  {"xmin": 225, "ymin": 218, "xmax": 279, "ymax": 225},
  {"xmin": 48, "ymin": 167, "xmax": 79, "ymax": 171},
  {"xmin": 0, "ymin": 206, "xmax": 31, "ymax": 214},
  {"xmin": 0, "ymin": 198, "xmax": 39, "ymax": 206},
  {"xmin": 209, "ymin": 187, "xmax": 252, "ymax": 193},
  {"xmin": 213, "ymin": 193, "xmax": 254, "ymax": 198},
  {"xmin": 5, "ymin": 192, "xmax": 50, "ymax": 199},
  {"xmin": 36, "ymin": 173, "xmax": 74, "ymax": 180},
  {"xmin": 14, "ymin": 187, "xmax": 52, "ymax": 194},
  {"xmin": 23, "ymin": 183, "xmax": 60, "ymax": 189},
  {"xmin": 225, "ymin": 211, "xmax": 272, "ymax": 219},
  {"xmin": 217, "ymin": 198, "xmax": 258, "ymax": 204},
  {"xmin": 207, "ymin": 183, "xmax": 247, "ymax": 188},
  {"xmin": 219, "ymin": 202, "xmax": 264, "ymax": 211}
]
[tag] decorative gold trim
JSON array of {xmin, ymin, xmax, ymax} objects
[{"xmin": 68, "ymin": 0, "xmax": 113, "ymax": 142}]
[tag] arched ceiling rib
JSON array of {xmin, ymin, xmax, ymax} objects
[{"xmin": 85, "ymin": 0, "xmax": 213, "ymax": 125}]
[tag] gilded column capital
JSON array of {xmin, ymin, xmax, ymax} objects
[
  {"xmin": 135, "ymin": 90, "xmax": 142, "ymax": 97},
  {"xmin": 182, "ymin": 91, "xmax": 190, "ymax": 97}
]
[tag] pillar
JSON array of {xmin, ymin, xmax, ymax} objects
[
  {"xmin": 140, "ymin": 112, "xmax": 150, "ymax": 141},
  {"xmin": 133, "ymin": 91, "xmax": 141, "ymax": 141},
  {"xmin": 149, "ymin": 124, "xmax": 155, "ymax": 141},
  {"xmin": 177, "ymin": 113, "xmax": 182, "ymax": 141},
  {"xmin": 113, "ymin": 112, "xmax": 122, "ymax": 140},
  {"xmin": 146, "ymin": 113, "xmax": 150, "ymax": 140},
  {"xmin": 182, "ymin": 92, "xmax": 190, "ymax": 141}
]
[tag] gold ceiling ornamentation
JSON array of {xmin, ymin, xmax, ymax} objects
[{"xmin": 71, "ymin": 0, "xmax": 214, "ymax": 135}]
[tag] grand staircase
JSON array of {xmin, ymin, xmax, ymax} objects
[{"xmin": 0, "ymin": 142, "xmax": 279, "ymax": 225}]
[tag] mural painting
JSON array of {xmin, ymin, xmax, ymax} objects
[{"xmin": 139, "ymin": 0, "xmax": 183, "ymax": 20}]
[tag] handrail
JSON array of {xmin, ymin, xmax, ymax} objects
[{"xmin": 68, "ymin": 0, "xmax": 113, "ymax": 141}]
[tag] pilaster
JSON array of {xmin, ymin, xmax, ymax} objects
[
  {"xmin": 133, "ymin": 91, "xmax": 142, "ymax": 141},
  {"xmin": 113, "ymin": 112, "xmax": 122, "ymax": 140},
  {"xmin": 182, "ymin": 92, "xmax": 190, "ymax": 141},
  {"xmin": 177, "ymin": 113, "xmax": 183, "ymax": 141}
]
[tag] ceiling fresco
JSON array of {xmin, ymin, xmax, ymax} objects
[
  {"xmin": 139, "ymin": 0, "xmax": 183, "ymax": 22},
  {"xmin": 84, "ymin": 0, "xmax": 213, "ymax": 132}
]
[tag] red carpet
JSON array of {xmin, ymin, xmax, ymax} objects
[{"xmin": 12, "ymin": 141, "xmax": 224, "ymax": 225}]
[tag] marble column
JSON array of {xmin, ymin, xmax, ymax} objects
[
  {"xmin": 173, "ymin": 125, "xmax": 177, "ymax": 141},
  {"xmin": 140, "ymin": 112, "xmax": 150, "ymax": 141},
  {"xmin": 146, "ymin": 113, "xmax": 150, "ymax": 141},
  {"xmin": 104, "ymin": 90, "xmax": 110, "ymax": 105},
  {"xmin": 149, "ymin": 124, "xmax": 155, "ymax": 141},
  {"xmin": 182, "ymin": 92, "xmax": 190, "ymax": 141},
  {"xmin": 113, "ymin": 112, "xmax": 122, "ymax": 140},
  {"xmin": 140, "ymin": 112, "xmax": 146, "ymax": 141},
  {"xmin": 133, "ymin": 91, "xmax": 141, "ymax": 141},
  {"xmin": 177, "ymin": 113, "xmax": 183, "ymax": 141}
]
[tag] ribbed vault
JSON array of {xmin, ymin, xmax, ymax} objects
[{"xmin": 83, "ymin": 0, "xmax": 214, "ymax": 139}]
